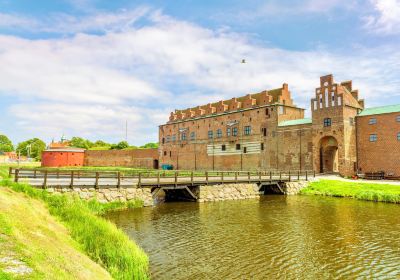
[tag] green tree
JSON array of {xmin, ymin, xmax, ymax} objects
[
  {"xmin": 140, "ymin": 142, "xmax": 158, "ymax": 149},
  {"xmin": 16, "ymin": 138, "xmax": 46, "ymax": 160},
  {"xmin": 0, "ymin": 134, "xmax": 14, "ymax": 152},
  {"xmin": 111, "ymin": 141, "xmax": 129, "ymax": 150},
  {"xmin": 70, "ymin": 137, "xmax": 94, "ymax": 149},
  {"xmin": 93, "ymin": 140, "xmax": 110, "ymax": 147}
]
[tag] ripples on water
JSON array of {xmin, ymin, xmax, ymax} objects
[{"xmin": 106, "ymin": 196, "xmax": 400, "ymax": 279}]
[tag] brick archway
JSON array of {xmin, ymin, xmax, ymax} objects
[{"xmin": 319, "ymin": 136, "xmax": 339, "ymax": 173}]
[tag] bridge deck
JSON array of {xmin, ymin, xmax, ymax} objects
[{"xmin": 9, "ymin": 168, "xmax": 315, "ymax": 189}]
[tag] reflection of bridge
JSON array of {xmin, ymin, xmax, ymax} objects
[{"xmin": 9, "ymin": 168, "xmax": 315, "ymax": 200}]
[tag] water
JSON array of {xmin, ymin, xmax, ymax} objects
[{"xmin": 106, "ymin": 196, "xmax": 400, "ymax": 279}]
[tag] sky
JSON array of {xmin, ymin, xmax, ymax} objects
[{"xmin": 0, "ymin": 0, "xmax": 399, "ymax": 146}]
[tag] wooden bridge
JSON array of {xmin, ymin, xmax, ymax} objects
[{"xmin": 9, "ymin": 167, "xmax": 315, "ymax": 189}]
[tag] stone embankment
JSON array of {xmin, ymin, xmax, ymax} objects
[
  {"xmin": 47, "ymin": 187, "xmax": 154, "ymax": 206},
  {"xmin": 281, "ymin": 181, "xmax": 310, "ymax": 195},
  {"xmin": 196, "ymin": 183, "xmax": 260, "ymax": 202}
]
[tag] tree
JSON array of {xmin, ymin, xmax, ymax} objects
[
  {"xmin": 16, "ymin": 138, "xmax": 46, "ymax": 161},
  {"xmin": 140, "ymin": 142, "xmax": 158, "ymax": 149},
  {"xmin": 0, "ymin": 134, "xmax": 14, "ymax": 152},
  {"xmin": 70, "ymin": 137, "xmax": 94, "ymax": 149},
  {"xmin": 111, "ymin": 141, "xmax": 129, "ymax": 150}
]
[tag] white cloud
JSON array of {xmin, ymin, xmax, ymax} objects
[
  {"xmin": 364, "ymin": 0, "xmax": 400, "ymax": 34},
  {"xmin": 0, "ymin": 8, "xmax": 399, "ymax": 145}
]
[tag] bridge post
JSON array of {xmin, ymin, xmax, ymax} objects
[
  {"xmin": 70, "ymin": 171, "xmax": 74, "ymax": 189},
  {"xmin": 288, "ymin": 170, "xmax": 291, "ymax": 182},
  {"xmin": 279, "ymin": 171, "xmax": 282, "ymax": 181},
  {"xmin": 95, "ymin": 172, "xmax": 99, "ymax": 189},
  {"xmin": 298, "ymin": 170, "xmax": 300, "ymax": 181},
  {"xmin": 56, "ymin": 170, "xmax": 59, "ymax": 179},
  {"xmin": 8, "ymin": 167, "xmax": 12, "ymax": 178},
  {"xmin": 313, "ymin": 170, "xmax": 316, "ymax": 178},
  {"xmin": 248, "ymin": 171, "xmax": 251, "ymax": 183},
  {"xmin": 174, "ymin": 171, "xmax": 178, "ymax": 187},
  {"xmin": 43, "ymin": 170, "xmax": 48, "ymax": 189},
  {"xmin": 221, "ymin": 171, "xmax": 224, "ymax": 182},
  {"xmin": 157, "ymin": 171, "xmax": 160, "ymax": 187},
  {"xmin": 270, "ymin": 171, "xmax": 272, "ymax": 183},
  {"xmin": 306, "ymin": 171, "xmax": 308, "ymax": 181},
  {"xmin": 117, "ymin": 172, "xmax": 121, "ymax": 188},
  {"xmin": 205, "ymin": 171, "xmax": 208, "ymax": 185},
  {"xmin": 259, "ymin": 171, "xmax": 261, "ymax": 182},
  {"xmin": 138, "ymin": 172, "xmax": 142, "ymax": 188},
  {"xmin": 191, "ymin": 171, "xmax": 194, "ymax": 186},
  {"xmin": 33, "ymin": 170, "xmax": 37, "ymax": 179},
  {"xmin": 14, "ymin": 169, "xmax": 19, "ymax": 183},
  {"xmin": 235, "ymin": 171, "xmax": 238, "ymax": 183}
]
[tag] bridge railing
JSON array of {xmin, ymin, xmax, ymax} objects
[{"xmin": 8, "ymin": 167, "xmax": 316, "ymax": 189}]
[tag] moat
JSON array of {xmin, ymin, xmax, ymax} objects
[{"xmin": 106, "ymin": 196, "xmax": 400, "ymax": 279}]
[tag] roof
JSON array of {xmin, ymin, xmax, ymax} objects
[
  {"xmin": 44, "ymin": 148, "xmax": 85, "ymax": 153},
  {"xmin": 357, "ymin": 104, "xmax": 400, "ymax": 117},
  {"xmin": 278, "ymin": 118, "xmax": 312, "ymax": 127}
]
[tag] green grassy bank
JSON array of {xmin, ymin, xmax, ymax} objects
[
  {"xmin": 300, "ymin": 179, "xmax": 400, "ymax": 203},
  {"xmin": 0, "ymin": 166, "xmax": 149, "ymax": 279}
]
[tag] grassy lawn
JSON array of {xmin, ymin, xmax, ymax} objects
[
  {"xmin": 301, "ymin": 179, "xmax": 400, "ymax": 203},
  {"xmin": 0, "ymin": 165, "xmax": 149, "ymax": 280}
]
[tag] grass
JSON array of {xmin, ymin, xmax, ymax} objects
[
  {"xmin": 300, "ymin": 179, "xmax": 400, "ymax": 203},
  {"xmin": 0, "ymin": 166, "xmax": 149, "ymax": 280}
]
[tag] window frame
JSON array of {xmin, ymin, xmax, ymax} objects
[
  {"xmin": 323, "ymin": 118, "xmax": 332, "ymax": 127},
  {"xmin": 396, "ymin": 115, "xmax": 400, "ymax": 122},
  {"xmin": 369, "ymin": 118, "xmax": 377, "ymax": 125},
  {"xmin": 397, "ymin": 132, "xmax": 400, "ymax": 141},
  {"xmin": 227, "ymin": 127, "xmax": 231, "ymax": 137},
  {"xmin": 190, "ymin": 131, "xmax": 195, "ymax": 140},
  {"xmin": 232, "ymin": 127, "xmax": 238, "ymax": 136},
  {"xmin": 216, "ymin": 128, "xmax": 222, "ymax": 138},
  {"xmin": 369, "ymin": 134, "xmax": 377, "ymax": 142},
  {"xmin": 208, "ymin": 130, "xmax": 213, "ymax": 139},
  {"xmin": 244, "ymin": 125, "xmax": 251, "ymax": 135}
]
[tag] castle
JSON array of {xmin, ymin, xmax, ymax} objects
[{"xmin": 159, "ymin": 74, "xmax": 400, "ymax": 177}]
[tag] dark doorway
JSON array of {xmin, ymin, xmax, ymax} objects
[{"xmin": 153, "ymin": 159, "xmax": 159, "ymax": 169}]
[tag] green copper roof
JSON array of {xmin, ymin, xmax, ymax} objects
[
  {"xmin": 357, "ymin": 104, "xmax": 400, "ymax": 117},
  {"xmin": 278, "ymin": 118, "xmax": 312, "ymax": 127}
]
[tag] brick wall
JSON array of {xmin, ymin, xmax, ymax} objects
[
  {"xmin": 357, "ymin": 113, "xmax": 400, "ymax": 176},
  {"xmin": 84, "ymin": 149, "xmax": 159, "ymax": 169}
]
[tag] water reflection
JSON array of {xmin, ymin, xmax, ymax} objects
[{"xmin": 106, "ymin": 196, "xmax": 400, "ymax": 279}]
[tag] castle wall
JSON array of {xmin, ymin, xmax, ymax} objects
[
  {"xmin": 357, "ymin": 112, "xmax": 400, "ymax": 177},
  {"xmin": 84, "ymin": 149, "xmax": 158, "ymax": 168}
]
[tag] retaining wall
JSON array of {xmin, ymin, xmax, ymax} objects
[
  {"xmin": 47, "ymin": 187, "xmax": 154, "ymax": 206},
  {"xmin": 196, "ymin": 183, "xmax": 260, "ymax": 202}
]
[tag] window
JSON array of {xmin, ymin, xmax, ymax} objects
[
  {"xmin": 169, "ymin": 151, "xmax": 172, "ymax": 157},
  {"xmin": 397, "ymin": 132, "xmax": 400, "ymax": 141},
  {"xmin": 221, "ymin": 144, "xmax": 226, "ymax": 151},
  {"xmin": 233, "ymin": 127, "xmax": 238, "ymax": 136},
  {"xmin": 369, "ymin": 118, "xmax": 377, "ymax": 125},
  {"xmin": 262, "ymin": 127, "xmax": 267, "ymax": 136},
  {"xmin": 181, "ymin": 132, "xmax": 186, "ymax": 141},
  {"xmin": 396, "ymin": 115, "xmax": 400, "ymax": 122},
  {"xmin": 166, "ymin": 136, "xmax": 170, "ymax": 143},
  {"xmin": 261, "ymin": 143, "xmax": 264, "ymax": 150},
  {"xmin": 227, "ymin": 127, "xmax": 231, "ymax": 136},
  {"xmin": 190, "ymin": 132, "xmax": 195, "ymax": 140},
  {"xmin": 208, "ymin": 130, "xmax": 213, "ymax": 139},
  {"xmin": 338, "ymin": 96, "xmax": 342, "ymax": 106},
  {"xmin": 244, "ymin": 126, "xmax": 251, "ymax": 135},
  {"xmin": 216, "ymin": 129, "xmax": 222, "ymax": 138},
  {"xmin": 236, "ymin": 144, "xmax": 241, "ymax": 150},
  {"xmin": 323, "ymin": 118, "xmax": 332, "ymax": 127},
  {"xmin": 163, "ymin": 151, "xmax": 167, "ymax": 156},
  {"xmin": 162, "ymin": 138, "xmax": 165, "ymax": 144},
  {"xmin": 265, "ymin": 108, "xmax": 269, "ymax": 115},
  {"xmin": 243, "ymin": 147, "xmax": 247, "ymax": 153},
  {"xmin": 369, "ymin": 134, "xmax": 377, "ymax": 142},
  {"xmin": 279, "ymin": 106, "xmax": 284, "ymax": 115},
  {"xmin": 172, "ymin": 135, "xmax": 176, "ymax": 142}
]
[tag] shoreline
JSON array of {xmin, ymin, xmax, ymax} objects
[{"xmin": 300, "ymin": 179, "xmax": 400, "ymax": 204}]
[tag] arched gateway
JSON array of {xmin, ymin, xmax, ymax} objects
[{"xmin": 319, "ymin": 136, "xmax": 338, "ymax": 173}]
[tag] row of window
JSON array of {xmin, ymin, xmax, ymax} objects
[
  {"xmin": 369, "ymin": 116, "xmax": 400, "ymax": 125},
  {"xmin": 369, "ymin": 133, "xmax": 400, "ymax": 142},
  {"xmin": 209, "ymin": 126, "xmax": 251, "ymax": 139}
]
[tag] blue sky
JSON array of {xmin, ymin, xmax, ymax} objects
[{"xmin": 0, "ymin": 0, "xmax": 399, "ymax": 145}]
